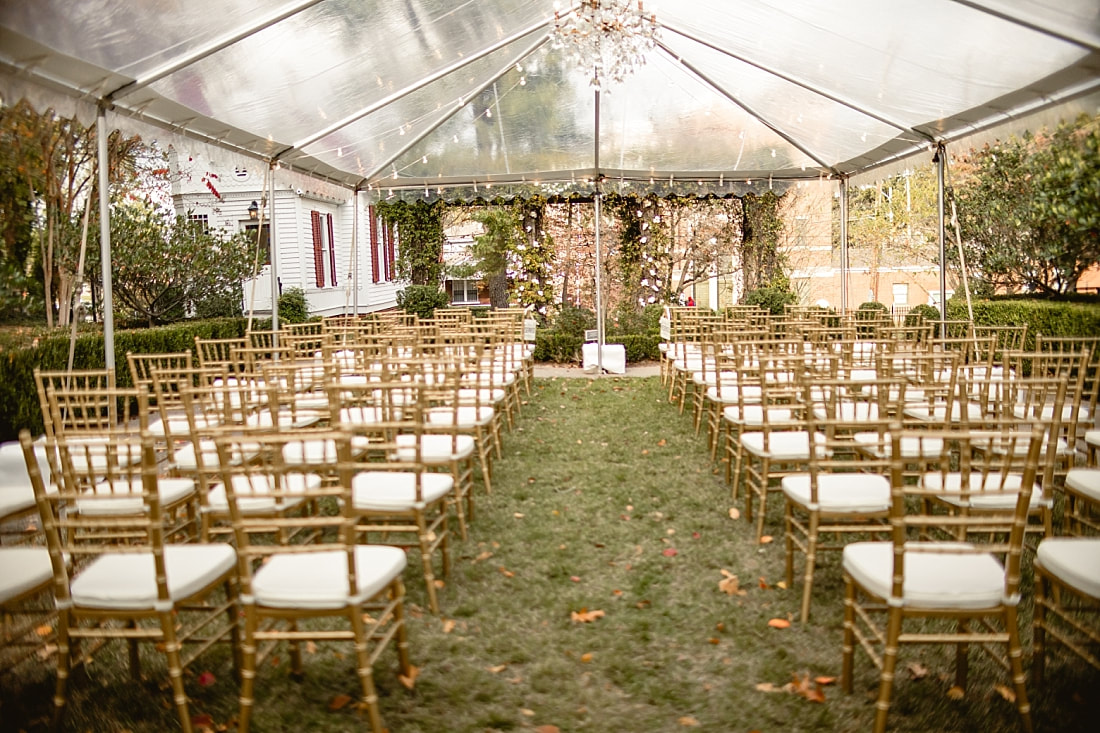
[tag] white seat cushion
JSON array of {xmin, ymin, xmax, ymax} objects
[
  {"xmin": 251, "ymin": 545, "xmax": 406, "ymax": 611},
  {"xmin": 205, "ymin": 472, "xmax": 319, "ymax": 514},
  {"xmin": 781, "ymin": 473, "xmax": 891, "ymax": 513},
  {"xmin": 71, "ymin": 544, "xmax": 236, "ymax": 610},
  {"xmin": 352, "ymin": 471, "xmax": 454, "ymax": 510},
  {"xmin": 740, "ymin": 431, "xmax": 826, "ymax": 460},
  {"xmin": 722, "ymin": 405, "xmax": 795, "ymax": 427},
  {"xmin": 903, "ymin": 402, "xmax": 986, "ymax": 423},
  {"xmin": 75, "ymin": 477, "xmax": 195, "ymax": 516},
  {"xmin": 707, "ymin": 383, "xmax": 760, "ymax": 404},
  {"xmin": 394, "ymin": 433, "xmax": 475, "ymax": 463},
  {"xmin": 427, "ymin": 406, "xmax": 495, "ymax": 428},
  {"xmin": 1086, "ymin": 429, "xmax": 1100, "ymax": 448},
  {"xmin": 812, "ymin": 402, "xmax": 880, "ymax": 422},
  {"xmin": 843, "ymin": 541, "xmax": 1006, "ymax": 610},
  {"xmin": 920, "ymin": 472, "xmax": 1047, "ymax": 510},
  {"xmin": 148, "ymin": 414, "xmax": 215, "ymax": 437},
  {"xmin": 1036, "ymin": 537, "xmax": 1100, "ymax": 599},
  {"xmin": 1065, "ymin": 468, "xmax": 1100, "ymax": 502},
  {"xmin": 0, "ymin": 546, "xmax": 56, "ymax": 604},
  {"xmin": 853, "ymin": 432, "xmax": 944, "ymax": 458}
]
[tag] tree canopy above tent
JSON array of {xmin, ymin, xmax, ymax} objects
[{"xmin": 1, "ymin": 0, "xmax": 1098, "ymax": 201}]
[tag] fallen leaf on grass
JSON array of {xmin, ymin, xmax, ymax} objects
[
  {"xmin": 907, "ymin": 662, "xmax": 929, "ymax": 679},
  {"xmin": 662, "ymin": 548, "xmax": 678, "ymax": 557},
  {"xmin": 305, "ymin": 641, "xmax": 317, "ymax": 655},
  {"xmin": 473, "ymin": 550, "xmax": 493, "ymax": 562},
  {"xmin": 535, "ymin": 726, "xmax": 561, "ymax": 733},
  {"xmin": 441, "ymin": 619, "xmax": 456, "ymax": 634},
  {"xmin": 815, "ymin": 676, "xmax": 837, "ymax": 686},
  {"xmin": 487, "ymin": 664, "xmax": 508, "ymax": 674},
  {"xmin": 329, "ymin": 694, "xmax": 353, "ymax": 710},
  {"xmin": 191, "ymin": 713, "xmax": 215, "ymax": 728},
  {"xmin": 571, "ymin": 608, "xmax": 606, "ymax": 623},
  {"xmin": 792, "ymin": 672, "xmax": 826, "ymax": 703},
  {"xmin": 635, "ymin": 600, "xmax": 651, "ymax": 609},
  {"xmin": 718, "ymin": 570, "xmax": 746, "ymax": 596},
  {"xmin": 767, "ymin": 618, "xmax": 791, "ymax": 629},
  {"xmin": 35, "ymin": 624, "xmax": 53, "ymax": 637},
  {"xmin": 570, "ymin": 575, "xmax": 582, "ymax": 582},
  {"xmin": 521, "ymin": 708, "xmax": 536, "ymax": 717},
  {"xmin": 196, "ymin": 671, "xmax": 216, "ymax": 687},
  {"xmin": 947, "ymin": 686, "xmax": 966, "ymax": 700},
  {"xmin": 398, "ymin": 665, "xmax": 420, "ymax": 690},
  {"xmin": 775, "ymin": 581, "xmax": 788, "ymax": 590},
  {"xmin": 759, "ymin": 576, "xmax": 769, "ymax": 590},
  {"xmin": 755, "ymin": 682, "xmax": 785, "ymax": 693},
  {"xmin": 759, "ymin": 535, "xmax": 774, "ymax": 544},
  {"xmin": 580, "ymin": 652, "xmax": 593, "ymax": 663},
  {"xmin": 499, "ymin": 567, "xmax": 515, "ymax": 578},
  {"xmin": 513, "ymin": 512, "xmax": 525, "ymax": 518},
  {"xmin": 993, "ymin": 684, "xmax": 1016, "ymax": 703},
  {"xmin": 657, "ymin": 439, "xmax": 667, "ymax": 447},
  {"xmin": 678, "ymin": 715, "xmax": 700, "ymax": 726},
  {"xmin": 728, "ymin": 507, "xmax": 740, "ymax": 520}
]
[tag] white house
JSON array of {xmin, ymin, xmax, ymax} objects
[{"xmin": 168, "ymin": 151, "xmax": 400, "ymax": 318}]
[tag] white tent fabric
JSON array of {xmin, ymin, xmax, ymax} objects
[{"xmin": 2, "ymin": 0, "xmax": 1098, "ymax": 200}]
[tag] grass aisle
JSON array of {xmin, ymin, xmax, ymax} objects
[{"xmin": 4, "ymin": 377, "xmax": 1094, "ymax": 732}]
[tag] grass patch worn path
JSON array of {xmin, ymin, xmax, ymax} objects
[{"xmin": 3, "ymin": 376, "xmax": 1096, "ymax": 732}]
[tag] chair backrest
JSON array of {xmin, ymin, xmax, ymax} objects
[
  {"xmin": 33, "ymin": 368, "xmax": 116, "ymax": 439},
  {"xmin": 126, "ymin": 351, "xmax": 192, "ymax": 396},
  {"xmin": 194, "ymin": 336, "xmax": 247, "ymax": 370},
  {"xmin": 887, "ymin": 423, "xmax": 1046, "ymax": 600},
  {"xmin": 210, "ymin": 428, "xmax": 359, "ymax": 602}
]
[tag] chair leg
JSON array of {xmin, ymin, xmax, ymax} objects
[
  {"xmin": 841, "ymin": 578, "xmax": 856, "ymax": 694},
  {"xmin": 417, "ymin": 514, "xmax": 441, "ymax": 615},
  {"xmin": 349, "ymin": 609, "xmax": 385, "ymax": 733},
  {"xmin": 238, "ymin": 608, "xmax": 259, "ymax": 733},
  {"xmin": 1005, "ymin": 607, "xmax": 1034, "ymax": 733},
  {"xmin": 955, "ymin": 620, "xmax": 970, "ymax": 689},
  {"xmin": 392, "ymin": 579, "xmax": 412, "ymax": 676},
  {"xmin": 1032, "ymin": 572, "xmax": 1048, "ymax": 685},
  {"xmin": 51, "ymin": 609, "xmax": 73, "ymax": 728},
  {"xmin": 873, "ymin": 607, "xmax": 905, "ymax": 733},
  {"xmin": 159, "ymin": 611, "xmax": 194, "ymax": 733}
]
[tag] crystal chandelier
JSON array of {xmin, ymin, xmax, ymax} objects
[{"xmin": 551, "ymin": 0, "xmax": 660, "ymax": 91}]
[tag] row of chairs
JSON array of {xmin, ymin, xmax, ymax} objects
[
  {"xmin": 660, "ymin": 313, "xmax": 1100, "ymax": 733},
  {"xmin": 1, "ymin": 311, "xmax": 536, "ymax": 732}
]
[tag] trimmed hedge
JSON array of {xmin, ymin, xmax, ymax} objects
[
  {"xmin": 945, "ymin": 298, "xmax": 1100, "ymax": 351},
  {"xmin": 0, "ymin": 318, "xmax": 248, "ymax": 442}
]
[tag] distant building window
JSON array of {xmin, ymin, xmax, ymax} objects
[
  {"xmin": 892, "ymin": 282, "xmax": 908, "ymax": 306},
  {"xmin": 243, "ymin": 223, "xmax": 270, "ymax": 266},
  {"xmin": 188, "ymin": 214, "xmax": 209, "ymax": 233},
  {"xmin": 310, "ymin": 210, "xmax": 338, "ymax": 288},
  {"xmin": 452, "ymin": 279, "xmax": 478, "ymax": 304}
]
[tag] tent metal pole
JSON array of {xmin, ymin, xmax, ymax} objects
[
  {"xmin": 268, "ymin": 160, "xmax": 279, "ymax": 335},
  {"xmin": 96, "ymin": 103, "xmax": 115, "ymax": 381},
  {"xmin": 839, "ymin": 176, "xmax": 849, "ymax": 313},
  {"xmin": 594, "ymin": 85, "xmax": 604, "ymax": 374},
  {"xmin": 936, "ymin": 143, "xmax": 947, "ymax": 316},
  {"xmin": 352, "ymin": 187, "xmax": 359, "ymax": 316}
]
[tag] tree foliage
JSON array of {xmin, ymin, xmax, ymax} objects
[
  {"xmin": 470, "ymin": 207, "xmax": 518, "ymax": 308},
  {"xmin": 953, "ymin": 113, "xmax": 1100, "ymax": 293},
  {"xmin": 101, "ymin": 200, "xmax": 255, "ymax": 326},
  {"xmin": 377, "ymin": 199, "xmax": 445, "ymax": 286},
  {"xmin": 740, "ymin": 191, "xmax": 785, "ymax": 293}
]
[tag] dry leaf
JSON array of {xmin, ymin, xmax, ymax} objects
[
  {"xmin": 814, "ymin": 676, "xmax": 837, "ymax": 686},
  {"xmin": 305, "ymin": 641, "xmax": 317, "ymax": 655},
  {"xmin": 190, "ymin": 713, "xmax": 215, "ymax": 729},
  {"xmin": 662, "ymin": 548, "xmax": 678, "ymax": 557},
  {"xmin": 521, "ymin": 708, "xmax": 536, "ymax": 717},
  {"xmin": 487, "ymin": 664, "xmax": 508, "ymax": 674},
  {"xmin": 719, "ymin": 570, "xmax": 746, "ymax": 596},
  {"xmin": 907, "ymin": 662, "xmax": 929, "ymax": 679},
  {"xmin": 635, "ymin": 599, "xmax": 651, "ymax": 609},
  {"xmin": 728, "ymin": 507, "xmax": 741, "ymax": 520},
  {"xmin": 433, "ymin": 579, "xmax": 445, "ymax": 589},
  {"xmin": 473, "ymin": 550, "xmax": 493, "ymax": 562},
  {"xmin": 570, "ymin": 575, "xmax": 581, "ymax": 582},
  {"xmin": 678, "ymin": 715, "xmax": 700, "ymax": 726},
  {"xmin": 441, "ymin": 619, "xmax": 456, "ymax": 634},
  {"xmin": 657, "ymin": 439, "xmax": 667, "ymax": 447},
  {"xmin": 775, "ymin": 581, "xmax": 788, "ymax": 590},
  {"xmin": 571, "ymin": 608, "xmax": 606, "ymax": 623},
  {"xmin": 35, "ymin": 624, "xmax": 53, "ymax": 638},
  {"xmin": 329, "ymin": 694, "xmax": 353, "ymax": 710},
  {"xmin": 760, "ymin": 535, "xmax": 774, "ymax": 544},
  {"xmin": 580, "ymin": 652, "xmax": 593, "ymax": 663},
  {"xmin": 993, "ymin": 684, "xmax": 1016, "ymax": 703},
  {"xmin": 707, "ymin": 637, "xmax": 721, "ymax": 645},
  {"xmin": 767, "ymin": 618, "xmax": 791, "ymax": 629},
  {"xmin": 398, "ymin": 665, "xmax": 420, "ymax": 690},
  {"xmin": 641, "ymin": 449, "xmax": 650, "ymax": 455},
  {"xmin": 535, "ymin": 726, "xmax": 561, "ymax": 733},
  {"xmin": 792, "ymin": 673, "xmax": 826, "ymax": 703},
  {"xmin": 196, "ymin": 671, "xmax": 216, "ymax": 687},
  {"xmin": 612, "ymin": 589, "xmax": 624, "ymax": 597},
  {"xmin": 513, "ymin": 512, "xmax": 525, "ymax": 518},
  {"xmin": 947, "ymin": 686, "xmax": 966, "ymax": 700},
  {"xmin": 755, "ymin": 682, "xmax": 784, "ymax": 693},
  {"xmin": 498, "ymin": 566, "xmax": 515, "ymax": 578}
]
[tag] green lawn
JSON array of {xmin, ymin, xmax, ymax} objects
[{"xmin": 3, "ymin": 376, "xmax": 1096, "ymax": 732}]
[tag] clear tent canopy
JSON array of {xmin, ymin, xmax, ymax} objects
[{"xmin": 2, "ymin": 0, "xmax": 1099, "ymax": 202}]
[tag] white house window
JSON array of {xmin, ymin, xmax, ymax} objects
[
  {"xmin": 452, "ymin": 279, "xmax": 478, "ymax": 305},
  {"xmin": 892, "ymin": 282, "xmax": 908, "ymax": 306},
  {"xmin": 188, "ymin": 213, "xmax": 209, "ymax": 233}
]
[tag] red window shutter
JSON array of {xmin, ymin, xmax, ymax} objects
[
  {"xmin": 385, "ymin": 223, "xmax": 396, "ymax": 281},
  {"xmin": 310, "ymin": 210, "xmax": 324, "ymax": 288},
  {"xmin": 327, "ymin": 214, "xmax": 337, "ymax": 287},
  {"xmin": 369, "ymin": 206, "xmax": 380, "ymax": 284}
]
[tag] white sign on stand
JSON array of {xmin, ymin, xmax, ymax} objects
[{"xmin": 582, "ymin": 342, "xmax": 626, "ymax": 374}]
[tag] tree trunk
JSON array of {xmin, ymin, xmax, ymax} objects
[{"xmin": 488, "ymin": 272, "xmax": 508, "ymax": 308}]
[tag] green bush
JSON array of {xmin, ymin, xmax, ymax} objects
[
  {"xmin": 533, "ymin": 331, "xmax": 583, "ymax": 363},
  {"xmin": 396, "ymin": 285, "xmax": 448, "ymax": 319},
  {"xmin": 743, "ymin": 281, "xmax": 796, "ymax": 314},
  {"xmin": 945, "ymin": 297, "xmax": 1100, "ymax": 350},
  {"xmin": 0, "ymin": 318, "xmax": 248, "ymax": 441},
  {"xmin": 277, "ymin": 287, "xmax": 310, "ymax": 323},
  {"xmin": 856, "ymin": 301, "xmax": 890, "ymax": 317},
  {"xmin": 610, "ymin": 334, "xmax": 661, "ymax": 362},
  {"xmin": 552, "ymin": 304, "xmax": 597, "ymax": 339},
  {"xmin": 904, "ymin": 303, "xmax": 941, "ymax": 327}
]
